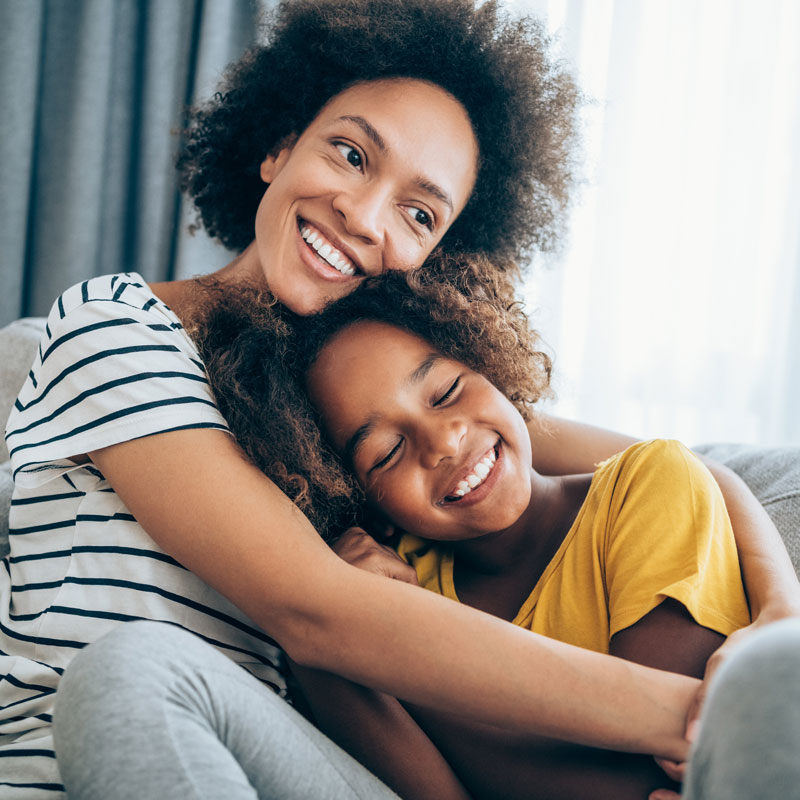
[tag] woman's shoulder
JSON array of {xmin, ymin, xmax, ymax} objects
[
  {"xmin": 6, "ymin": 273, "xmax": 228, "ymax": 487},
  {"xmin": 48, "ymin": 272, "xmax": 181, "ymax": 330}
]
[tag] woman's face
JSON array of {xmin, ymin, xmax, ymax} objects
[
  {"xmin": 306, "ymin": 321, "xmax": 533, "ymax": 541},
  {"xmin": 254, "ymin": 79, "xmax": 479, "ymax": 315}
]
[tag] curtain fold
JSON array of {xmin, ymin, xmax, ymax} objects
[
  {"xmin": 515, "ymin": 0, "xmax": 800, "ymax": 446},
  {"xmin": 0, "ymin": 0, "xmax": 258, "ymax": 327}
]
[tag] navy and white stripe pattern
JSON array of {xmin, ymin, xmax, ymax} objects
[{"xmin": 1, "ymin": 274, "xmax": 288, "ymax": 796}]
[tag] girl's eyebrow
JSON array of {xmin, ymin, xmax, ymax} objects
[
  {"xmin": 343, "ymin": 352, "xmax": 443, "ymax": 468},
  {"xmin": 335, "ymin": 115, "xmax": 454, "ymax": 213}
]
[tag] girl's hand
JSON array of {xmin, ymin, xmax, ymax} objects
[{"xmin": 333, "ymin": 527, "xmax": 419, "ymax": 585}]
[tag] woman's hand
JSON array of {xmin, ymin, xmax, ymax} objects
[
  {"xmin": 333, "ymin": 527, "xmax": 419, "ymax": 585},
  {"xmin": 649, "ymin": 606, "xmax": 800, "ymax": 800}
]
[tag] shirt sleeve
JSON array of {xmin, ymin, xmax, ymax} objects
[
  {"xmin": 6, "ymin": 295, "xmax": 229, "ymax": 488},
  {"xmin": 603, "ymin": 440, "xmax": 751, "ymax": 639}
]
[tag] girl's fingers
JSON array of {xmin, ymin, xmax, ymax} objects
[
  {"xmin": 333, "ymin": 527, "xmax": 419, "ymax": 585},
  {"xmin": 649, "ymin": 791, "xmax": 681, "ymax": 800},
  {"xmin": 654, "ymin": 756, "xmax": 686, "ymax": 782}
]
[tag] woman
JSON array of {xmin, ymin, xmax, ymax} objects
[{"xmin": 2, "ymin": 1, "xmax": 796, "ymax": 797}]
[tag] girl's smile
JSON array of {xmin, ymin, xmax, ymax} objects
[
  {"xmin": 306, "ymin": 320, "xmax": 534, "ymax": 542},
  {"xmin": 237, "ymin": 78, "xmax": 479, "ymax": 315}
]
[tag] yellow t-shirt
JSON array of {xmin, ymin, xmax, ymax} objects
[{"xmin": 397, "ymin": 440, "xmax": 750, "ymax": 653}]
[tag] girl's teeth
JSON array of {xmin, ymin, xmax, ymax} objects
[
  {"xmin": 318, "ymin": 243, "xmax": 332, "ymax": 258},
  {"xmin": 312, "ymin": 238, "xmax": 323, "ymax": 251},
  {"xmin": 449, "ymin": 448, "xmax": 498, "ymax": 499},
  {"xmin": 474, "ymin": 462, "xmax": 490, "ymax": 480},
  {"xmin": 307, "ymin": 231, "xmax": 318, "ymax": 244}
]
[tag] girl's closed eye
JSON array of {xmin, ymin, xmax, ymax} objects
[
  {"xmin": 371, "ymin": 439, "xmax": 403, "ymax": 472},
  {"xmin": 433, "ymin": 377, "xmax": 460, "ymax": 406},
  {"xmin": 333, "ymin": 141, "xmax": 364, "ymax": 170}
]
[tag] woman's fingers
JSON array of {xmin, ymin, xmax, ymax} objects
[{"xmin": 333, "ymin": 527, "xmax": 419, "ymax": 585}]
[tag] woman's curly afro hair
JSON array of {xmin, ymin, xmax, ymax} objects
[
  {"xmin": 178, "ymin": 0, "xmax": 581, "ymax": 266},
  {"xmin": 191, "ymin": 254, "xmax": 552, "ymax": 537}
]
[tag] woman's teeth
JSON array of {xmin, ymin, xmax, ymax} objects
[
  {"xmin": 300, "ymin": 224, "xmax": 356, "ymax": 276},
  {"xmin": 451, "ymin": 448, "xmax": 497, "ymax": 499}
]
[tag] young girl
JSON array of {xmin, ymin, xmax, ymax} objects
[
  {"xmin": 4, "ymin": 1, "xmax": 796, "ymax": 797},
  {"xmin": 217, "ymin": 266, "xmax": 791, "ymax": 800}
]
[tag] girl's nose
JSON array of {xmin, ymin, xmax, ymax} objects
[{"xmin": 418, "ymin": 416, "xmax": 466, "ymax": 470}]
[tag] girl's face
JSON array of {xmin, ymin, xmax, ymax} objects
[
  {"xmin": 306, "ymin": 321, "xmax": 533, "ymax": 541},
  {"xmin": 254, "ymin": 79, "xmax": 479, "ymax": 315}
]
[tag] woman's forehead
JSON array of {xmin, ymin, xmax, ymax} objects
[{"xmin": 302, "ymin": 78, "xmax": 479, "ymax": 211}]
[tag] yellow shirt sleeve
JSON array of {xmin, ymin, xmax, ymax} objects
[{"xmin": 600, "ymin": 439, "xmax": 750, "ymax": 639}]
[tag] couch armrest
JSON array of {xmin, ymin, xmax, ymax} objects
[{"xmin": 1, "ymin": 317, "xmax": 46, "ymax": 555}]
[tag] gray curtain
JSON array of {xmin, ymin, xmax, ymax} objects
[{"xmin": 0, "ymin": 0, "xmax": 260, "ymax": 327}]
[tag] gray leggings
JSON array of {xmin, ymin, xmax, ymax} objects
[
  {"xmin": 54, "ymin": 620, "xmax": 800, "ymax": 799},
  {"xmin": 53, "ymin": 621, "xmax": 399, "ymax": 799}
]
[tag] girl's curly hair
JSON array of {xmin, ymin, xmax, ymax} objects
[
  {"xmin": 191, "ymin": 255, "xmax": 552, "ymax": 537},
  {"xmin": 178, "ymin": 0, "xmax": 581, "ymax": 266}
]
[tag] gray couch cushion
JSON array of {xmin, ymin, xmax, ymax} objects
[
  {"xmin": 694, "ymin": 443, "xmax": 800, "ymax": 576},
  {"xmin": 1, "ymin": 318, "xmax": 46, "ymax": 555}
]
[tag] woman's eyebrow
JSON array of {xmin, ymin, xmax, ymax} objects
[
  {"xmin": 336, "ymin": 115, "xmax": 454, "ymax": 212},
  {"xmin": 338, "ymin": 115, "xmax": 387, "ymax": 152}
]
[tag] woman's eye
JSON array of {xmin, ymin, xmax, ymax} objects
[
  {"xmin": 433, "ymin": 378, "xmax": 460, "ymax": 406},
  {"xmin": 335, "ymin": 143, "xmax": 363, "ymax": 169},
  {"xmin": 372, "ymin": 439, "xmax": 402, "ymax": 471},
  {"xmin": 404, "ymin": 205, "xmax": 433, "ymax": 230}
]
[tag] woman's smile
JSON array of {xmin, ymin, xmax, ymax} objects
[{"xmin": 243, "ymin": 78, "xmax": 479, "ymax": 315}]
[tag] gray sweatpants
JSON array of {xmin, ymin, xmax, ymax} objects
[
  {"xmin": 53, "ymin": 619, "xmax": 800, "ymax": 799},
  {"xmin": 53, "ymin": 621, "xmax": 399, "ymax": 799},
  {"xmin": 681, "ymin": 618, "xmax": 800, "ymax": 800}
]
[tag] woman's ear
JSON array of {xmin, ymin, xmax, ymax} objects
[{"xmin": 259, "ymin": 134, "xmax": 298, "ymax": 183}]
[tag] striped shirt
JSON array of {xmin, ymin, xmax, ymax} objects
[{"xmin": 1, "ymin": 274, "xmax": 288, "ymax": 797}]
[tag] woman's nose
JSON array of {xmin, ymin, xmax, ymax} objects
[
  {"xmin": 332, "ymin": 185, "xmax": 385, "ymax": 255},
  {"xmin": 418, "ymin": 417, "xmax": 466, "ymax": 469}
]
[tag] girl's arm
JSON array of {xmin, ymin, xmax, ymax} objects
[
  {"xmin": 89, "ymin": 427, "xmax": 696, "ymax": 760},
  {"xmin": 288, "ymin": 530, "xmax": 469, "ymax": 800},
  {"xmin": 530, "ymin": 414, "xmax": 800, "ymax": 624},
  {"xmin": 289, "ymin": 661, "xmax": 471, "ymax": 800}
]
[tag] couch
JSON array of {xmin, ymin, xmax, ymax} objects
[{"xmin": 2, "ymin": 317, "xmax": 799, "ymax": 575}]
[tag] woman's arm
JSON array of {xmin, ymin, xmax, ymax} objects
[
  {"xmin": 89, "ymin": 427, "xmax": 696, "ymax": 760},
  {"xmin": 529, "ymin": 414, "xmax": 800, "ymax": 623}
]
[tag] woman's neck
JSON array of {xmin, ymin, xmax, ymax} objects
[{"xmin": 149, "ymin": 242, "xmax": 265, "ymax": 325}]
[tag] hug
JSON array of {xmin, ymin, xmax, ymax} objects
[{"xmin": 1, "ymin": 1, "xmax": 798, "ymax": 798}]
